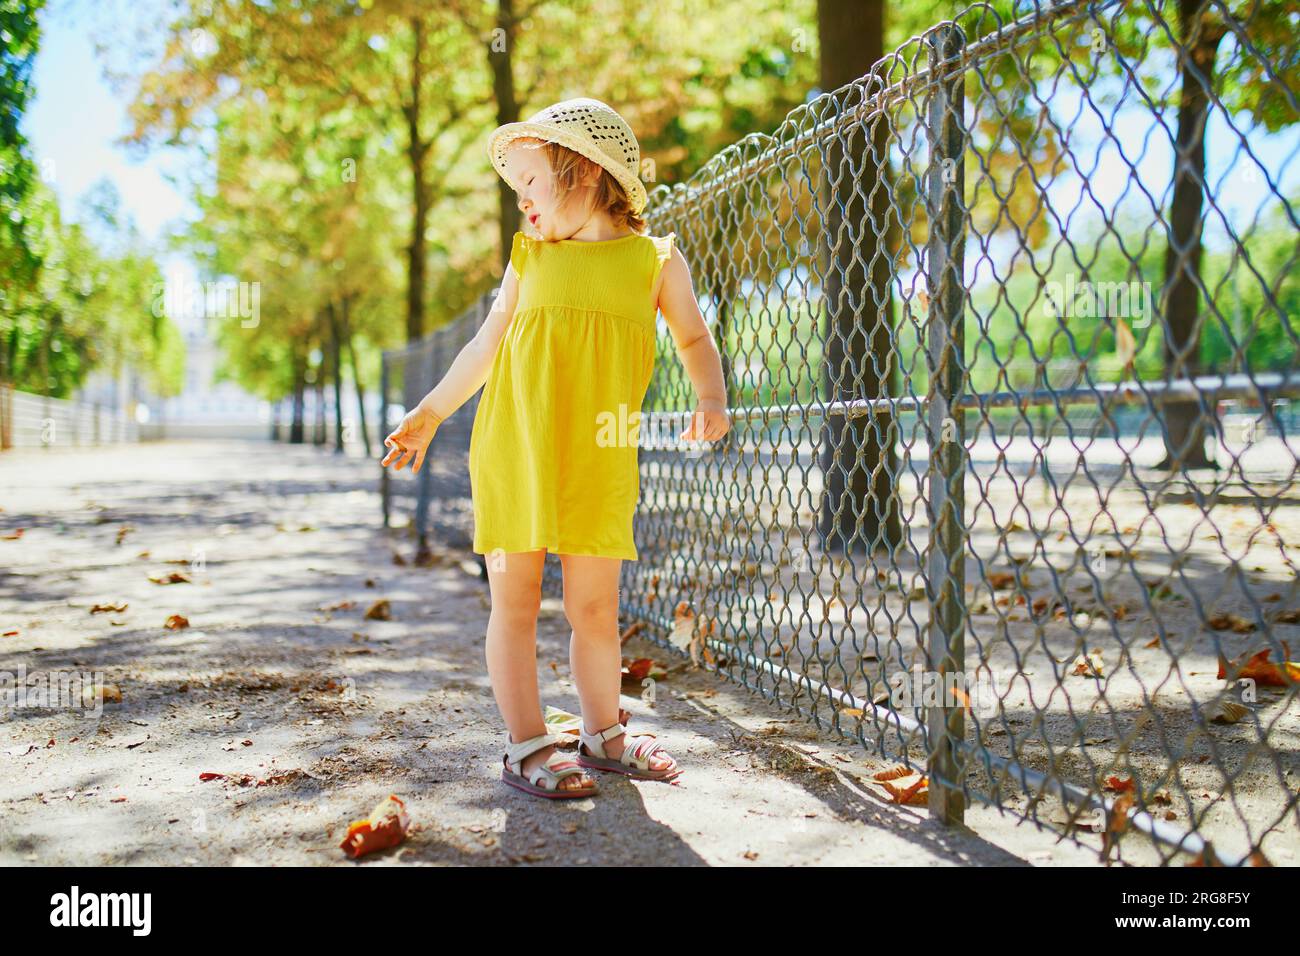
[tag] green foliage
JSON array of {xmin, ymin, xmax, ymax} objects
[
  {"xmin": 0, "ymin": 176, "xmax": 178, "ymax": 398},
  {"xmin": 0, "ymin": 0, "xmax": 45, "ymax": 298}
]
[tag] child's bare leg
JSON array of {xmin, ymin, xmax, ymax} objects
[
  {"xmin": 559, "ymin": 553, "xmax": 671, "ymax": 770},
  {"xmin": 485, "ymin": 549, "xmax": 591, "ymax": 791}
]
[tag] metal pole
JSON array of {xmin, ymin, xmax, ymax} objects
[
  {"xmin": 380, "ymin": 355, "xmax": 391, "ymax": 529},
  {"xmin": 414, "ymin": 338, "xmax": 436, "ymax": 556},
  {"xmin": 925, "ymin": 21, "xmax": 968, "ymax": 827}
]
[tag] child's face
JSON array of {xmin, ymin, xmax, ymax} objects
[{"xmin": 506, "ymin": 139, "xmax": 595, "ymax": 241}]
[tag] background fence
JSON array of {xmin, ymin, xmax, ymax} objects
[
  {"xmin": 384, "ymin": 0, "xmax": 1299, "ymax": 865},
  {"xmin": 0, "ymin": 385, "xmax": 139, "ymax": 450},
  {"xmin": 381, "ymin": 293, "xmax": 493, "ymax": 565}
]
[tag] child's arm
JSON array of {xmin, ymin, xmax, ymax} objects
[
  {"xmin": 657, "ymin": 246, "xmax": 731, "ymax": 442},
  {"xmin": 415, "ymin": 261, "xmax": 521, "ymax": 422}
]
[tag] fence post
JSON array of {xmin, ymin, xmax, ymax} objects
[
  {"xmin": 925, "ymin": 21, "xmax": 968, "ymax": 827},
  {"xmin": 414, "ymin": 337, "xmax": 436, "ymax": 557},
  {"xmin": 380, "ymin": 355, "xmax": 391, "ymax": 528}
]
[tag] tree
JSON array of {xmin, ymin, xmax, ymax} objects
[
  {"xmin": 1158, "ymin": 0, "xmax": 1228, "ymax": 470},
  {"xmin": 817, "ymin": 0, "xmax": 902, "ymax": 555}
]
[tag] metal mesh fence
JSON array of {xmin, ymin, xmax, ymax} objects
[
  {"xmin": 380, "ymin": 293, "xmax": 489, "ymax": 562},
  {"xmin": 384, "ymin": 0, "xmax": 1299, "ymax": 864}
]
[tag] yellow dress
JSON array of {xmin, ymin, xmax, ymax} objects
[{"xmin": 469, "ymin": 229, "xmax": 676, "ymax": 561}]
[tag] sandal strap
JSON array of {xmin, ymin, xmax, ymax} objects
[
  {"xmin": 530, "ymin": 750, "xmax": 588, "ymax": 790},
  {"xmin": 579, "ymin": 721, "xmax": 627, "ymax": 758},
  {"xmin": 504, "ymin": 732, "xmax": 592, "ymax": 791},
  {"xmin": 623, "ymin": 733, "xmax": 669, "ymax": 770},
  {"xmin": 578, "ymin": 721, "xmax": 672, "ymax": 771},
  {"xmin": 504, "ymin": 731, "xmax": 559, "ymax": 769}
]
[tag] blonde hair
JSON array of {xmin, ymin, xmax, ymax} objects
[{"xmin": 514, "ymin": 138, "xmax": 646, "ymax": 235}]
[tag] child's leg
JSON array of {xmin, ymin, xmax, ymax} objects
[
  {"xmin": 559, "ymin": 553, "xmax": 672, "ymax": 770},
  {"xmin": 485, "ymin": 548, "xmax": 591, "ymax": 790}
]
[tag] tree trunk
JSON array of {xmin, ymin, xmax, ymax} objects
[
  {"xmin": 327, "ymin": 300, "xmax": 345, "ymax": 453},
  {"xmin": 489, "ymin": 0, "xmax": 523, "ymax": 270},
  {"xmin": 341, "ymin": 294, "xmax": 371, "ymax": 456},
  {"xmin": 1, "ymin": 326, "xmax": 13, "ymax": 449},
  {"xmin": 817, "ymin": 0, "xmax": 901, "ymax": 555},
  {"xmin": 290, "ymin": 352, "xmax": 306, "ymax": 444},
  {"xmin": 1158, "ymin": 0, "xmax": 1226, "ymax": 471},
  {"xmin": 315, "ymin": 376, "xmax": 326, "ymax": 445},
  {"xmin": 405, "ymin": 16, "xmax": 431, "ymax": 342}
]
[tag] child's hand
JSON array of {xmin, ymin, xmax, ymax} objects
[
  {"xmin": 382, "ymin": 405, "xmax": 443, "ymax": 474},
  {"xmin": 681, "ymin": 398, "xmax": 730, "ymax": 443}
]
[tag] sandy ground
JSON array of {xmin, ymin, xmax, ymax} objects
[{"xmin": 0, "ymin": 438, "xmax": 1143, "ymax": 867}]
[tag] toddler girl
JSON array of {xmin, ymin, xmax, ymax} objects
[{"xmin": 382, "ymin": 98, "xmax": 729, "ymax": 799}]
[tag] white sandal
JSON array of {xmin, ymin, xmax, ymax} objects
[
  {"xmin": 577, "ymin": 721, "xmax": 682, "ymax": 782},
  {"xmin": 501, "ymin": 732, "xmax": 597, "ymax": 799}
]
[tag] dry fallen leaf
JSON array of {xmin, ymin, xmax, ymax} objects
[
  {"xmin": 199, "ymin": 771, "xmax": 252, "ymax": 786},
  {"xmin": 1102, "ymin": 791, "xmax": 1135, "ymax": 859},
  {"xmin": 164, "ymin": 614, "xmax": 189, "ymax": 630},
  {"xmin": 1071, "ymin": 649, "xmax": 1105, "ymax": 678},
  {"xmin": 339, "ymin": 795, "xmax": 410, "ymax": 860},
  {"xmin": 1207, "ymin": 612, "xmax": 1256, "ymax": 634},
  {"xmin": 101, "ymin": 684, "xmax": 122, "ymax": 704},
  {"xmin": 1185, "ymin": 846, "xmax": 1225, "ymax": 867},
  {"xmin": 1216, "ymin": 642, "xmax": 1298, "ymax": 688},
  {"xmin": 669, "ymin": 602, "xmax": 694, "ymax": 651},
  {"xmin": 148, "ymin": 570, "xmax": 191, "ymax": 585},
  {"xmin": 1115, "ymin": 318, "xmax": 1138, "ymax": 370},
  {"xmin": 878, "ymin": 774, "xmax": 928, "ymax": 805},
  {"xmin": 1205, "ymin": 698, "xmax": 1249, "ymax": 724},
  {"xmin": 623, "ymin": 658, "xmax": 656, "ymax": 682},
  {"xmin": 873, "ymin": 765, "xmax": 916, "ymax": 782},
  {"xmin": 365, "ymin": 599, "xmax": 392, "ymax": 621},
  {"xmin": 90, "ymin": 602, "xmax": 128, "ymax": 614}
]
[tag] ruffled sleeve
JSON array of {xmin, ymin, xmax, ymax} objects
[
  {"xmin": 650, "ymin": 231, "xmax": 676, "ymax": 295},
  {"xmin": 510, "ymin": 230, "xmax": 530, "ymax": 280}
]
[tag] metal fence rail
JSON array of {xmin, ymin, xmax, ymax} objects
[
  {"xmin": 384, "ymin": 0, "xmax": 1299, "ymax": 864},
  {"xmin": 0, "ymin": 385, "xmax": 139, "ymax": 450}
]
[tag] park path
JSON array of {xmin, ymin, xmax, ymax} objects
[{"xmin": 0, "ymin": 438, "xmax": 1085, "ymax": 866}]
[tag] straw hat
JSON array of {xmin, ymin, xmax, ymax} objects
[{"xmin": 488, "ymin": 97, "xmax": 648, "ymax": 215}]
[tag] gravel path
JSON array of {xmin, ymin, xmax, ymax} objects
[{"xmin": 0, "ymin": 439, "xmax": 1106, "ymax": 865}]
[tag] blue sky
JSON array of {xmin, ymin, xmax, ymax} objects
[{"xmin": 21, "ymin": 0, "xmax": 203, "ymax": 325}]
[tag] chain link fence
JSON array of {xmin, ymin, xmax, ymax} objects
[{"xmin": 384, "ymin": 0, "xmax": 1299, "ymax": 864}]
